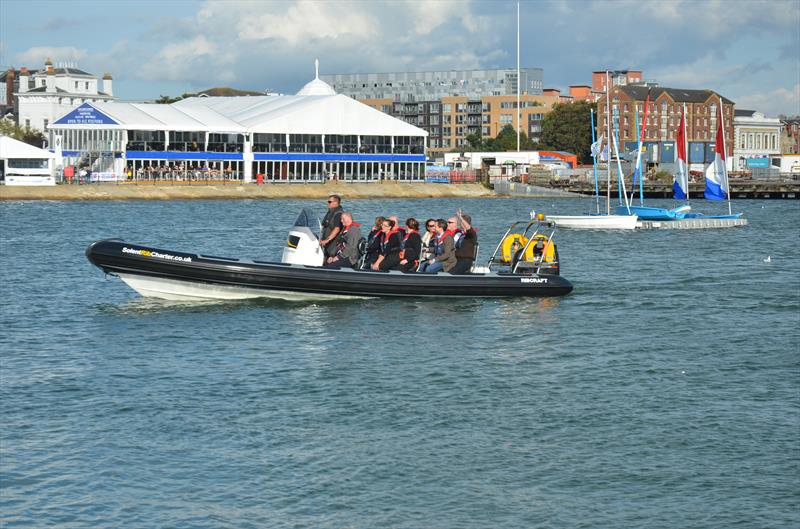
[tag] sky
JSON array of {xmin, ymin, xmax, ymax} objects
[{"xmin": 1, "ymin": 0, "xmax": 798, "ymax": 117}]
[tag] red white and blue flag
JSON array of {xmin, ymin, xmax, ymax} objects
[
  {"xmin": 704, "ymin": 106, "xmax": 728, "ymax": 200},
  {"xmin": 673, "ymin": 108, "xmax": 688, "ymax": 199}
]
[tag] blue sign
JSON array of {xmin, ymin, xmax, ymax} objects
[
  {"xmin": 746, "ymin": 157, "xmax": 769, "ymax": 168},
  {"xmin": 54, "ymin": 103, "xmax": 119, "ymax": 126}
]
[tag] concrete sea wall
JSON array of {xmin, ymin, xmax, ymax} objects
[{"xmin": 0, "ymin": 182, "xmax": 495, "ymax": 201}]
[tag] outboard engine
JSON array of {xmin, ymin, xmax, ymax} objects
[{"xmin": 281, "ymin": 208, "xmax": 325, "ymax": 266}]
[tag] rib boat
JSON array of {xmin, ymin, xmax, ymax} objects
[{"xmin": 85, "ymin": 210, "xmax": 573, "ymax": 301}]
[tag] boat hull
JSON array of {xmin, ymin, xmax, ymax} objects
[
  {"xmin": 86, "ymin": 240, "xmax": 573, "ymax": 300},
  {"xmin": 547, "ymin": 214, "xmax": 638, "ymax": 230}
]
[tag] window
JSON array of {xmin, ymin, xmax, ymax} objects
[
  {"xmin": 8, "ymin": 158, "xmax": 49, "ymax": 169},
  {"xmin": 443, "ymin": 103, "xmax": 451, "ymax": 113},
  {"xmin": 85, "ymin": 82, "xmax": 90, "ymax": 90},
  {"xmin": 499, "ymin": 114, "xmax": 513, "ymax": 125}
]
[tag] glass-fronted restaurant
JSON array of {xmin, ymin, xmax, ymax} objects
[{"xmin": 48, "ymin": 91, "xmax": 427, "ymax": 183}]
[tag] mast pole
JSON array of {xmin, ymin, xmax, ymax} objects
[
  {"xmin": 516, "ymin": 1, "xmax": 520, "ymax": 153},
  {"xmin": 719, "ymin": 96, "xmax": 732, "ymax": 214},
  {"xmin": 591, "ymin": 108, "xmax": 600, "ymax": 214},
  {"xmin": 605, "ymin": 71, "xmax": 611, "ymax": 215},
  {"xmin": 684, "ymin": 102, "xmax": 690, "ymax": 204}
]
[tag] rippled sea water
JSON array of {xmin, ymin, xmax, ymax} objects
[{"xmin": 1, "ymin": 197, "xmax": 798, "ymax": 528}]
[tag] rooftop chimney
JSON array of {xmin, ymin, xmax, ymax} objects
[
  {"xmin": 45, "ymin": 59, "xmax": 55, "ymax": 93},
  {"xmin": 6, "ymin": 68, "xmax": 15, "ymax": 104},
  {"xmin": 18, "ymin": 67, "xmax": 29, "ymax": 92},
  {"xmin": 103, "ymin": 72, "xmax": 113, "ymax": 97}
]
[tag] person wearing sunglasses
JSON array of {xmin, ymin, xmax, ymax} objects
[
  {"xmin": 319, "ymin": 195, "xmax": 343, "ymax": 258},
  {"xmin": 419, "ymin": 218, "xmax": 437, "ymax": 265},
  {"xmin": 422, "ymin": 218, "xmax": 457, "ymax": 274}
]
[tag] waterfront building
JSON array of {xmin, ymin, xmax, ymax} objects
[
  {"xmin": 47, "ymin": 69, "xmax": 427, "ymax": 182},
  {"xmin": 320, "ymin": 67, "xmax": 546, "ymax": 159},
  {"xmin": 322, "ymin": 68, "xmax": 543, "ymax": 102},
  {"xmin": 781, "ymin": 117, "xmax": 800, "ymax": 154},
  {"xmin": 732, "ymin": 110, "xmax": 782, "ymax": 171},
  {"xmin": 0, "ymin": 135, "xmax": 55, "ymax": 186},
  {"xmin": 14, "ymin": 59, "xmax": 114, "ymax": 132},
  {"xmin": 355, "ymin": 93, "xmax": 560, "ymax": 157},
  {"xmin": 592, "ymin": 69, "xmax": 644, "ymax": 92},
  {"xmin": 597, "ymin": 85, "xmax": 735, "ymax": 171},
  {"xmin": 1, "ymin": 67, "xmax": 31, "ymax": 120}
]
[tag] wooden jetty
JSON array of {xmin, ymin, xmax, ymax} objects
[{"xmin": 544, "ymin": 178, "xmax": 800, "ymax": 199}]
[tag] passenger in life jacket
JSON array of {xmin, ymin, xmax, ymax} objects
[
  {"xmin": 324, "ymin": 212, "xmax": 362, "ymax": 268},
  {"xmin": 363, "ymin": 216, "xmax": 385, "ymax": 269},
  {"xmin": 419, "ymin": 218, "xmax": 437, "ymax": 264},
  {"xmin": 422, "ymin": 218, "xmax": 457, "ymax": 273},
  {"xmin": 397, "ymin": 218, "xmax": 422, "ymax": 272},
  {"xmin": 389, "ymin": 215, "xmax": 407, "ymax": 238},
  {"xmin": 371, "ymin": 219, "xmax": 402, "ymax": 271},
  {"xmin": 450, "ymin": 209, "xmax": 478, "ymax": 275}
]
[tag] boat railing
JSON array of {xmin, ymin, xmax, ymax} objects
[{"xmin": 487, "ymin": 220, "xmax": 559, "ymax": 273}]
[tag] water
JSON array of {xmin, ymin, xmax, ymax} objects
[{"xmin": 1, "ymin": 197, "xmax": 798, "ymax": 528}]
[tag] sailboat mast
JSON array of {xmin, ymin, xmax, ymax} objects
[
  {"xmin": 718, "ymin": 96, "xmax": 732, "ymax": 214},
  {"xmin": 605, "ymin": 71, "xmax": 611, "ymax": 215},
  {"xmin": 684, "ymin": 102, "xmax": 690, "ymax": 204},
  {"xmin": 591, "ymin": 109, "xmax": 600, "ymax": 215},
  {"xmin": 516, "ymin": 1, "xmax": 520, "ymax": 153}
]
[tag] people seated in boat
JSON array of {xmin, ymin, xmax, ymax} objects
[
  {"xmin": 397, "ymin": 218, "xmax": 422, "ymax": 272},
  {"xmin": 389, "ymin": 215, "xmax": 407, "ymax": 238},
  {"xmin": 420, "ymin": 218, "xmax": 437, "ymax": 265},
  {"xmin": 450, "ymin": 210, "xmax": 478, "ymax": 275},
  {"xmin": 363, "ymin": 216, "xmax": 385, "ymax": 268},
  {"xmin": 323, "ymin": 212, "xmax": 362, "ymax": 268},
  {"xmin": 421, "ymin": 218, "xmax": 457, "ymax": 273},
  {"xmin": 319, "ymin": 195, "xmax": 343, "ymax": 258},
  {"xmin": 370, "ymin": 219, "xmax": 402, "ymax": 271}
]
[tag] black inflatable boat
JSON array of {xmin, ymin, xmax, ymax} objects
[{"xmin": 85, "ymin": 212, "xmax": 573, "ymax": 300}]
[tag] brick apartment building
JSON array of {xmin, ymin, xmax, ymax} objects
[{"xmin": 597, "ymin": 85, "xmax": 735, "ymax": 167}]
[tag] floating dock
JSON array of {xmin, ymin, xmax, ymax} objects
[{"xmin": 637, "ymin": 218, "xmax": 748, "ymax": 230}]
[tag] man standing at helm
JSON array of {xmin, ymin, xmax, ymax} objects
[{"xmin": 319, "ymin": 194, "xmax": 343, "ymax": 258}]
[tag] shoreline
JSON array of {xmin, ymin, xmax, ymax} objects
[{"xmin": 0, "ymin": 182, "xmax": 497, "ymax": 201}]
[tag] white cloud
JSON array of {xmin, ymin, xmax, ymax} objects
[
  {"xmin": 16, "ymin": 46, "xmax": 86, "ymax": 66},
  {"xmin": 140, "ymin": 36, "xmax": 235, "ymax": 83},
  {"xmin": 236, "ymin": 1, "xmax": 378, "ymax": 44},
  {"xmin": 735, "ymin": 84, "xmax": 800, "ymax": 117}
]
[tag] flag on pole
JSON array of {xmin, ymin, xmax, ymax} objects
[
  {"xmin": 673, "ymin": 110, "xmax": 688, "ymax": 199},
  {"xmin": 590, "ymin": 134, "xmax": 605, "ymax": 158},
  {"xmin": 704, "ymin": 108, "xmax": 728, "ymax": 200}
]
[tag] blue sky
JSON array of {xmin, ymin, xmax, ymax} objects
[{"xmin": 1, "ymin": 0, "xmax": 798, "ymax": 116}]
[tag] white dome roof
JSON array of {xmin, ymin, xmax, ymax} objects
[
  {"xmin": 296, "ymin": 59, "xmax": 336, "ymax": 96},
  {"xmin": 297, "ymin": 78, "xmax": 335, "ymax": 96}
]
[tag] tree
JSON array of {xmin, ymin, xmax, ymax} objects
[
  {"xmin": 464, "ymin": 132, "xmax": 485, "ymax": 151},
  {"xmin": 538, "ymin": 101, "xmax": 596, "ymax": 164},
  {"xmin": 154, "ymin": 92, "xmax": 195, "ymax": 104},
  {"xmin": 487, "ymin": 124, "xmax": 536, "ymax": 151},
  {"xmin": 0, "ymin": 119, "xmax": 47, "ymax": 148}
]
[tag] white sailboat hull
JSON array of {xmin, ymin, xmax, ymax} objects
[{"xmin": 547, "ymin": 214, "xmax": 638, "ymax": 230}]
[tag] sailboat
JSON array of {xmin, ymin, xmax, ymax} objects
[
  {"xmin": 615, "ymin": 97, "xmax": 742, "ymax": 221},
  {"xmin": 545, "ymin": 73, "xmax": 638, "ymax": 230}
]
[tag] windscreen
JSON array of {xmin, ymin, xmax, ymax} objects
[{"xmin": 292, "ymin": 208, "xmax": 321, "ymax": 232}]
